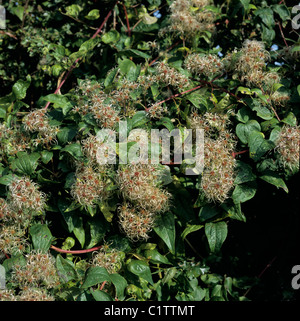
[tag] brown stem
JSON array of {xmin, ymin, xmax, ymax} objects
[
  {"xmin": 122, "ymin": 3, "xmax": 131, "ymax": 36},
  {"xmin": 50, "ymin": 244, "xmax": 102, "ymax": 254},
  {"xmin": 277, "ymin": 21, "xmax": 288, "ymax": 48},
  {"xmin": 146, "ymin": 84, "xmax": 203, "ymax": 111},
  {"xmin": 100, "ymin": 281, "xmax": 107, "ymax": 290},
  {"xmin": 243, "ymin": 256, "xmax": 277, "ymax": 298},
  {"xmin": 44, "ymin": 2, "xmax": 118, "ymax": 110},
  {"xmin": 232, "ymin": 150, "xmax": 248, "ymax": 158}
]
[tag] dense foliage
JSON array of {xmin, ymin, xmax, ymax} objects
[{"xmin": 0, "ymin": 0, "xmax": 299, "ymax": 301}]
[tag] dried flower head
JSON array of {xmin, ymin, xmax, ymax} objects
[
  {"xmin": 185, "ymin": 54, "xmax": 224, "ymax": 78},
  {"xmin": 118, "ymin": 203, "xmax": 155, "ymax": 241},
  {"xmin": 276, "ymin": 125, "xmax": 300, "ymax": 172},
  {"xmin": 70, "ymin": 165, "xmax": 110, "ymax": 207},
  {"xmin": 23, "ymin": 108, "xmax": 59, "ymax": 145},
  {"xmin": 167, "ymin": 0, "xmax": 216, "ymax": 38},
  {"xmin": 17, "ymin": 288, "xmax": 55, "ymax": 301},
  {"xmin": 12, "ymin": 250, "xmax": 60, "ymax": 289},
  {"xmin": 0, "ymin": 289, "xmax": 17, "ymax": 301},
  {"xmin": 8, "ymin": 176, "xmax": 46, "ymax": 213},
  {"xmin": 189, "ymin": 111, "xmax": 236, "ymax": 202},
  {"xmin": 117, "ymin": 164, "xmax": 171, "ymax": 213},
  {"xmin": 0, "ymin": 224, "xmax": 27, "ymax": 255},
  {"xmin": 155, "ymin": 62, "xmax": 190, "ymax": 90},
  {"xmin": 91, "ymin": 245, "xmax": 124, "ymax": 273}
]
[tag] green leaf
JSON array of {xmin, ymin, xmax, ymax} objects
[
  {"xmin": 254, "ymin": 7, "xmax": 275, "ymax": 28},
  {"xmin": 156, "ymin": 117, "xmax": 175, "ymax": 132},
  {"xmin": 73, "ymin": 216, "xmax": 85, "ymax": 248},
  {"xmin": 232, "ymin": 183, "xmax": 257, "ymax": 204},
  {"xmin": 82, "ymin": 267, "xmax": 110, "ymax": 288},
  {"xmin": 236, "ymin": 106, "xmax": 253, "ymax": 124},
  {"xmin": 205, "ymin": 221, "xmax": 228, "ymax": 253},
  {"xmin": 127, "ymin": 260, "xmax": 154, "ymax": 285},
  {"xmin": 236, "ymin": 120, "xmax": 261, "ymax": 144},
  {"xmin": 102, "ymin": 30, "xmax": 120, "ymax": 44},
  {"xmin": 140, "ymin": 12, "xmax": 158, "ymax": 25},
  {"xmin": 297, "ymin": 85, "xmax": 300, "ymax": 97},
  {"xmin": 10, "ymin": 6, "xmax": 24, "ymax": 21},
  {"xmin": 85, "ymin": 9, "xmax": 100, "ymax": 20},
  {"xmin": 29, "ymin": 224, "xmax": 54, "ymax": 251},
  {"xmin": 282, "ymin": 112, "xmax": 297, "ymax": 127},
  {"xmin": 234, "ymin": 160, "xmax": 256, "ymax": 184},
  {"xmin": 0, "ymin": 174, "xmax": 15, "ymax": 186},
  {"xmin": 240, "ymin": 0, "xmax": 250, "ymax": 11},
  {"xmin": 42, "ymin": 94, "xmax": 73, "ymax": 114},
  {"xmin": 11, "ymin": 152, "xmax": 40, "ymax": 175},
  {"xmin": 65, "ymin": 4, "xmax": 82, "ymax": 18},
  {"xmin": 181, "ymin": 225, "xmax": 203, "ymax": 239},
  {"xmin": 109, "ymin": 273, "xmax": 128, "ymax": 300},
  {"xmin": 131, "ymin": 111, "xmax": 149, "ymax": 128},
  {"xmin": 91, "ymin": 289, "xmax": 113, "ymax": 301},
  {"xmin": 153, "ymin": 212, "xmax": 176, "ymax": 253},
  {"xmin": 104, "ymin": 68, "xmax": 118, "ymax": 88},
  {"xmin": 61, "ymin": 143, "xmax": 83, "ymax": 160},
  {"xmin": 144, "ymin": 249, "xmax": 171, "ymax": 265},
  {"xmin": 56, "ymin": 255, "xmax": 77, "ymax": 283},
  {"xmin": 2, "ymin": 255, "xmax": 26, "ymax": 272},
  {"xmin": 272, "ymin": 4, "xmax": 290, "ymax": 21},
  {"xmin": 224, "ymin": 203, "xmax": 246, "ymax": 222},
  {"xmin": 199, "ymin": 205, "xmax": 219, "ymax": 223},
  {"xmin": 85, "ymin": 217, "xmax": 108, "ymax": 248},
  {"xmin": 41, "ymin": 150, "xmax": 53, "ymax": 164},
  {"xmin": 120, "ymin": 49, "xmax": 151, "ymax": 59},
  {"xmin": 259, "ymin": 170, "xmax": 288, "ymax": 193},
  {"xmin": 119, "ymin": 59, "xmax": 136, "ymax": 75},
  {"xmin": 12, "ymin": 75, "xmax": 31, "ymax": 100},
  {"xmin": 57, "ymin": 127, "xmax": 77, "ymax": 145},
  {"xmin": 248, "ymin": 131, "xmax": 275, "ymax": 162}
]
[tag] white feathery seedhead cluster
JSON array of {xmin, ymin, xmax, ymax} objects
[
  {"xmin": 91, "ymin": 245, "xmax": 123, "ymax": 273},
  {"xmin": 117, "ymin": 163, "xmax": 171, "ymax": 214},
  {"xmin": 117, "ymin": 164, "xmax": 171, "ymax": 241},
  {"xmin": 155, "ymin": 62, "xmax": 190, "ymax": 90},
  {"xmin": 17, "ymin": 288, "xmax": 55, "ymax": 301},
  {"xmin": 0, "ymin": 124, "xmax": 30, "ymax": 158},
  {"xmin": 70, "ymin": 165, "xmax": 110, "ymax": 208},
  {"xmin": 0, "ymin": 224, "xmax": 27, "ymax": 255},
  {"xmin": 8, "ymin": 176, "xmax": 46, "ymax": 213},
  {"xmin": 12, "ymin": 250, "xmax": 60, "ymax": 289},
  {"xmin": 189, "ymin": 112, "xmax": 236, "ymax": 203},
  {"xmin": 23, "ymin": 108, "xmax": 59, "ymax": 145},
  {"xmin": 185, "ymin": 54, "xmax": 224, "ymax": 78},
  {"xmin": 118, "ymin": 203, "xmax": 155, "ymax": 241},
  {"xmin": 167, "ymin": 0, "xmax": 216, "ymax": 38},
  {"xmin": 276, "ymin": 125, "xmax": 300, "ymax": 172}
]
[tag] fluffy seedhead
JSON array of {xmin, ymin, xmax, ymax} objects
[
  {"xmin": 0, "ymin": 124, "xmax": 31, "ymax": 158},
  {"xmin": 70, "ymin": 165, "xmax": 110, "ymax": 208},
  {"xmin": 8, "ymin": 176, "xmax": 46, "ymax": 213},
  {"xmin": 18, "ymin": 288, "xmax": 55, "ymax": 301},
  {"xmin": 276, "ymin": 125, "xmax": 300, "ymax": 172},
  {"xmin": 23, "ymin": 108, "xmax": 59, "ymax": 145},
  {"xmin": 91, "ymin": 245, "xmax": 124, "ymax": 273},
  {"xmin": 0, "ymin": 224, "xmax": 27, "ymax": 255},
  {"xmin": 12, "ymin": 250, "xmax": 60, "ymax": 289},
  {"xmin": 118, "ymin": 203, "xmax": 155, "ymax": 241},
  {"xmin": 0, "ymin": 289, "xmax": 17, "ymax": 301},
  {"xmin": 155, "ymin": 62, "xmax": 190, "ymax": 90},
  {"xmin": 166, "ymin": 0, "xmax": 216, "ymax": 38},
  {"xmin": 185, "ymin": 53, "xmax": 224, "ymax": 78},
  {"xmin": 189, "ymin": 111, "xmax": 236, "ymax": 202},
  {"xmin": 116, "ymin": 163, "xmax": 171, "ymax": 213}
]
